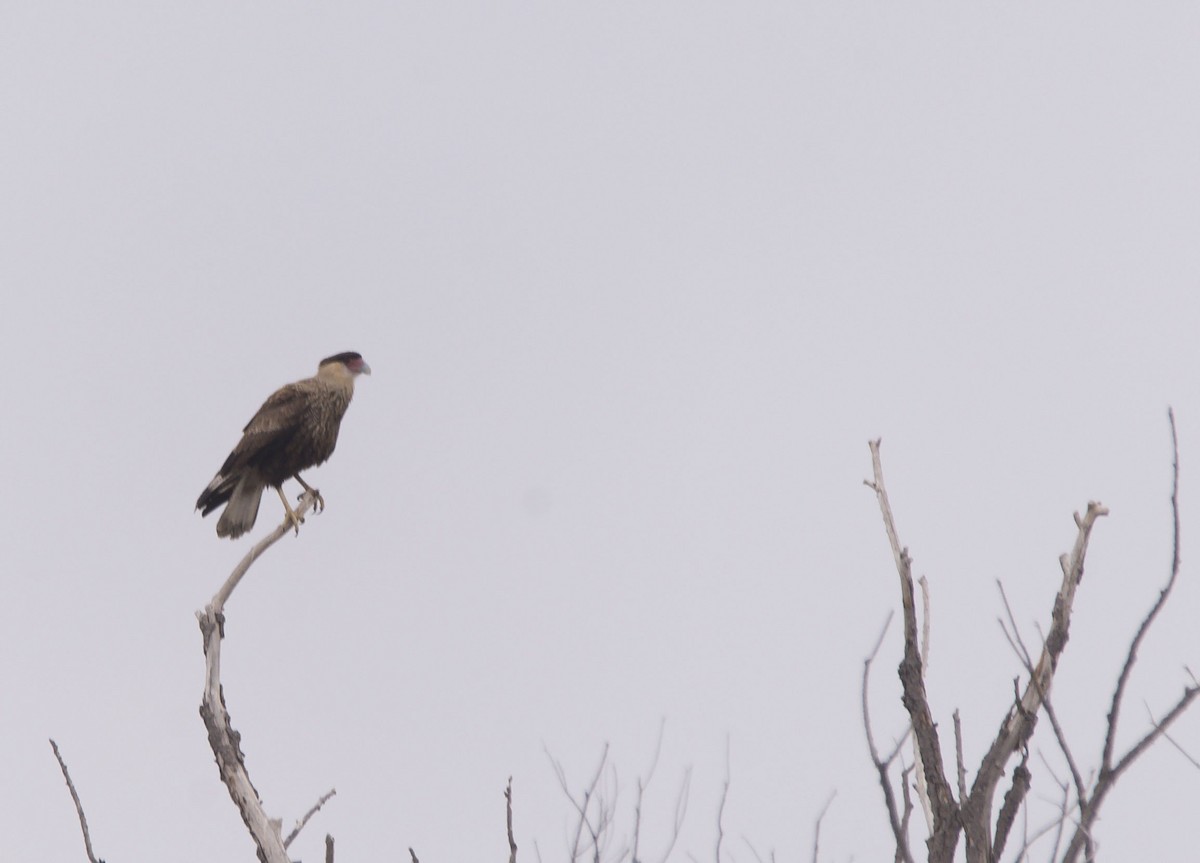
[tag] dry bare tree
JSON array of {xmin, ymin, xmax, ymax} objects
[
  {"xmin": 51, "ymin": 421, "xmax": 1197, "ymax": 863},
  {"xmin": 861, "ymin": 411, "xmax": 1199, "ymax": 863},
  {"xmin": 544, "ymin": 728, "xmax": 691, "ymax": 863}
]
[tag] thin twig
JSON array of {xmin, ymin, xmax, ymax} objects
[
  {"xmin": 1146, "ymin": 700, "xmax": 1200, "ymax": 769},
  {"xmin": 1062, "ymin": 409, "xmax": 1195, "ymax": 863},
  {"xmin": 861, "ymin": 611, "xmax": 915, "ymax": 863},
  {"xmin": 325, "ymin": 833, "xmax": 335, "ymax": 863},
  {"xmin": 715, "ymin": 738, "xmax": 730, "ymax": 863},
  {"xmin": 1041, "ymin": 693, "xmax": 1087, "ymax": 814},
  {"xmin": 1101, "ymin": 407, "xmax": 1183, "ymax": 774},
  {"xmin": 632, "ymin": 719, "xmax": 665, "ymax": 863},
  {"xmin": 995, "ymin": 581, "xmax": 1035, "ymax": 671},
  {"xmin": 547, "ymin": 743, "xmax": 610, "ymax": 863},
  {"xmin": 656, "ymin": 767, "xmax": 691, "ymax": 863},
  {"xmin": 811, "ymin": 790, "xmax": 836, "ymax": 863},
  {"xmin": 49, "ymin": 739, "xmax": 102, "ymax": 863},
  {"xmin": 284, "ymin": 787, "xmax": 337, "ymax": 848}
]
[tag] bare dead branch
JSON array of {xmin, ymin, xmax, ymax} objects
[
  {"xmin": 1020, "ymin": 766, "xmax": 1072, "ymax": 863},
  {"xmin": 991, "ymin": 748, "xmax": 1031, "ymax": 860},
  {"xmin": 861, "ymin": 612, "xmax": 894, "ymax": 766},
  {"xmin": 998, "ymin": 582, "xmax": 1093, "ymax": 835},
  {"xmin": 325, "ymin": 833, "xmax": 334, "ymax": 863},
  {"xmin": 631, "ymin": 720, "xmax": 665, "ymax": 863},
  {"xmin": 653, "ymin": 767, "xmax": 691, "ymax": 863},
  {"xmin": 49, "ymin": 739, "xmax": 102, "ymax": 863},
  {"xmin": 1108, "ymin": 684, "xmax": 1200, "ymax": 781},
  {"xmin": 1102, "ymin": 408, "xmax": 1184, "ymax": 775},
  {"xmin": 952, "ymin": 711, "xmax": 967, "ymax": 804},
  {"xmin": 627, "ymin": 724, "xmax": 691, "ymax": 863},
  {"xmin": 897, "ymin": 764, "xmax": 914, "ymax": 863},
  {"xmin": 811, "ymin": 790, "xmax": 836, "ymax": 863},
  {"xmin": 715, "ymin": 738, "xmax": 730, "ymax": 863},
  {"xmin": 1061, "ymin": 409, "xmax": 1196, "ymax": 862},
  {"xmin": 506, "ymin": 776, "xmax": 518, "ymax": 863},
  {"xmin": 409, "ymin": 847, "xmax": 420, "ymax": 863},
  {"xmin": 1046, "ymin": 700, "xmax": 1089, "ymax": 820},
  {"xmin": 741, "ymin": 836, "xmax": 768, "ymax": 863},
  {"xmin": 918, "ymin": 575, "xmax": 931, "ymax": 672},
  {"xmin": 861, "ymin": 611, "xmax": 915, "ymax": 863},
  {"xmin": 283, "ymin": 786, "xmax": 337, "ymax": 849},
  {"xmin": 1147, "ymin": 700, "xmax": 1200, "ymax": 770},
  {"xmin": 911, "ymin": 576, "xmax": 934, "ymax": 836},
  {"xmin": 996, "ymin": 581, "xmax": 1035, "ymax": 672},
  {"xmin": 866, "ymin": 440, "xmax": 960, "ymax": 862},
  {"xmin": 196, "ymin": 490, "xmax": 321, "ymax": 863},
  {"xmin": 958, "ymin": 500, "xmax": 1107, "ymax": 863},
  {"xmin": 547, "ymin": 743, "xmax": 611, "ymax": 863}
]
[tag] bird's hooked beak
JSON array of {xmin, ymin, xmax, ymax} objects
[{"xmin": 359, "ymin": 362, "xmax": 372, "ymax": 376}]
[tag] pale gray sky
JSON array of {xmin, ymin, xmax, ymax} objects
[{"xmin": 3, "ymin": 4, "xmax": 1199, "ymax": 862}]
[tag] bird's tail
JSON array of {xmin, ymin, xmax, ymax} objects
[{"xmin": 215, "ymin": 475, "xmax": 265, "ymax": 539}]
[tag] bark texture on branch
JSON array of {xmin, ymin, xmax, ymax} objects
[
  {"xmin": 867, "ymin": 440, "xmax": 962, "ymax": 863},
  {"xmin": 197, "ymin": 491, "xmax": 321, "ymax": 863},
  {"xmin": 865, "ymin": 415, "xmax": 1199, "ymax": 863},
  {"xmin": 867, "ymin": 440, "xmax": 1109, "ymax": 863}
]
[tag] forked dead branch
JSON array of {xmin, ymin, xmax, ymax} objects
[
  {"xmin": 862, "ymin": 412, "xmax": 1198, "ymax": 863},
  {"xmin": 197, "ymin": 490, "xmax": 337, "ymax": 863}
]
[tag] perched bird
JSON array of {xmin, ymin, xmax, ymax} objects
[{"xmin": 197, "ymin": 352, "xmax": 372, "ymax": 539}]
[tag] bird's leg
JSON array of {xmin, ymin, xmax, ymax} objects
[
  {"xmin": 276, "ymin": 485, "xmax": 304, "ymax": 535},
  {"xmin": 293, "ymin": 473, "xmax": 325, "ymax": 513}
]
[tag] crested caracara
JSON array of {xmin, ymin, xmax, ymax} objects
[{"xmin": 196, "ymin": 352, "xmax": 371, "ymax": 539}]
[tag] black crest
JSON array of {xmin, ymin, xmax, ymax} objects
[{"xmin": 320, "ymin": 351, "xmax": 364, "ymax": 367}]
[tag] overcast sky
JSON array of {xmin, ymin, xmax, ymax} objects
[{"xmin": 3, "ymin": 4, "xmax": 1200, "ymax": 862}]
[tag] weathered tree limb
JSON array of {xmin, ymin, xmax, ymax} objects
[
  {"xmin": 1058, "ymin": 409, "xmax": 1198, "ymax": 863},
  {"xmin": 506, "ymin": 777, "xmax": 518, "ymax": 863},
  {"xmin": 861, "ymin": 611, "xmax": 915, "ymax": 863},
  {"xmin": 867, "ymin": 439, "xmax": 1120, "ymax": 863},
  {"xmin": 911, "ymin": 576, "xmax": 934, "ymax": 837},
  {"xmin": 990, "ymin": 747, "xmax": 1029, "ymax": 860},
  {"xmin": 49, "ymin": 739, "xmax": 103, "ymax": 863},
  {"xmin": 196, "ymin": 491, "xmax": 321, "ymax": 863},
  {"xmin": 956, "ymin": 500, "xmax": 1107, "ymax": 863},
  {"xmin": 284, "ymin": 787, "xmax": 337, "ymax": 849},
  {"xmin": 866, "ymin": 440, "xmax": 960, "ymax": 863}
]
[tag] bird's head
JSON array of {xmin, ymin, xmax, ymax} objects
[{"xmin": 319, "ymin": 352, "xmax": 372, "ymax": 379}]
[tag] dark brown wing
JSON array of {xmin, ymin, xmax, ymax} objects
[
  {"xmin": 216, "ymin": 382, "xmax": 312, "ymax": 476},
  {"xmin": 197, "ymin": 382, "xmax": 314, "ymax": 515}
]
